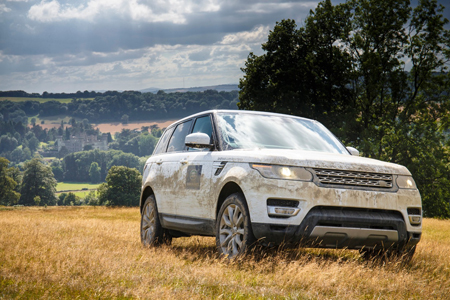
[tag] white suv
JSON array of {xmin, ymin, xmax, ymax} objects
[{"xmin": 140, "ymin": 110, "xmax": 422, "ymax": 258}]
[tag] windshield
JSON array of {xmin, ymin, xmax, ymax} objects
[{"xmin": 216, "ymin": 112, "xmax": 348, "ymax": 154}]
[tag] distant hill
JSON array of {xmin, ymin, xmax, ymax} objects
[{"xmin": 140, "ymin": 84, "xmax": 239, "ymax": 94}]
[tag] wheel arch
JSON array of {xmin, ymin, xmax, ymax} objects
[
  {"xmin": 216, "ymin": 181, "xmax": 246, "ymax": 217},
  {"xmin": 140, "ymin": 186, "xmax": 155, "ymax": 213}
]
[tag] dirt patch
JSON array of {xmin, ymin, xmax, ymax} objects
[{"xmin": 94, "ymin": 120, "xmax": 176, "ymax": 134}]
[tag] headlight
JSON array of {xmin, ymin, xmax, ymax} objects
[
  {"xmin": 250, "ymin": 164, "xmax": 312, "ymax": 181},
  {"xmin": 397, "ymin": 175, "xmax": 417, "ymax": 189}
]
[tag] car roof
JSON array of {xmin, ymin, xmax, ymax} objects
[{"xmin": 165, "ymin": 110, "xmax": 316, "ymax": 129}]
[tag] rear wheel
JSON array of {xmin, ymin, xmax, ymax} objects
[
  {"xmin": 140, "ymin": 195, "xmax": 172, "ymax": 246},
  {"xmin": 216, "ymin": 193, "xmax": 256, "ymax": 258}
]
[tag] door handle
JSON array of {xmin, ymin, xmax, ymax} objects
[
  {"xmin": 156, "ymin": 160, "xmax": 163, "ymax": 165},
  {"xmin": 180, "ymin": 159, "xmax": 188, "ymax": 165}
]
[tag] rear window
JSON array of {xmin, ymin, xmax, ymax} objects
[{"xmin": 152, "ymin": 127, "xmax": 175, "ymax": 155}]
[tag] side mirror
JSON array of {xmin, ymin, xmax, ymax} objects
[
  {"xmin": 346, "ymin": 146, "xmax": 359, "ymax": 156},
  {"xmin": 185, "ymin": 133, "xmax": 213, "ymax": 149}
]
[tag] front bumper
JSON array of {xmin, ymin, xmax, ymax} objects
[
  {"xmin": 252, "ymin": 206, "xmax": 421, "ymax": 249},
  {"xmin": 238, "ymin": 167, "xmax": 422, "ymax": 249}
]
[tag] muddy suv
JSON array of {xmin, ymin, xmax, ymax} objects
[{"xmin": 140, "ymin": 110, "xmax": 422, "ymax": 258}]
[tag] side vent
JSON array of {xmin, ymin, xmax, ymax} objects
[{"xmin": 213, "ymin": 161, "xmax": 227, "ymax": 176}]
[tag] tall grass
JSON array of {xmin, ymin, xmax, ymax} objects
[{"xmin": 0, "ymin": 207, "xmax": 449, "ymax": 299}]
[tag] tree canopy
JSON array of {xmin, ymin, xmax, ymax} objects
[
  {"xmin": 0, "ymin": 157, "xmax": 20, "ymax": 206},
  {"xmin": 98, "ymin": 166, "xmax": 142, "ymax": 206},
  {"xmin": 20, "ymin": 157, "xmax": 57, "ymax": 206},
  {"xmin": 239, "ymin": 0, "xmax": 450, "ymax": 218}
]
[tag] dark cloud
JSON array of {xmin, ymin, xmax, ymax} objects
[
  {"xmin": 0, "ymin": 0, "xmax": 448, "ymax": 92},
  {"xmin": 1, "ymin": 0, "xmax": 314, "ymax": 56}
]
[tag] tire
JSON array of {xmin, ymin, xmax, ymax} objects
[
  {"xmin": 140, "ymin": 195, "xmax": 172, "ymax": 246},
  {"xmin": 216, "ymin": 192, "xmax": 256, "ymax": 258}
]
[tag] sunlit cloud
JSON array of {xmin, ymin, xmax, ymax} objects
[{"xmin": 27, "ymin": 0, "xmax": 222, "ymax": 24}]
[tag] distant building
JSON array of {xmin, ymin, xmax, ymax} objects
[{"xmin": 56, "ymin": 132, "xmax": 108, "ymax": 153}]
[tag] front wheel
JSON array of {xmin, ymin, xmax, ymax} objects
[
  {"xmin": 140, "ymin": 195, "xmax": 171, "ymax": 246},
  {"xmin": 216, "ymin": 193, "xmax": 256, "ymax": 258}
]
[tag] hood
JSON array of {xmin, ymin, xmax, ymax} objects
[{"xmin": 216, "ymin": 149, "xmax": 411, "ymax": 176}]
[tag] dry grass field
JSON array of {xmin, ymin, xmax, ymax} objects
[{"xmin": 0, "ymin": 207, "xmax": 449, "ymax": 299}]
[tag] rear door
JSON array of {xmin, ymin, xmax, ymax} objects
[{"xmin": 156, "ymin": 119, "xmax": 194, "ymax": 217}]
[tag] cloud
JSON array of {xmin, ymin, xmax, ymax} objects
[
  {"xmin": 219, "ymin": 25, "xmax": 270, "ymax": 45},
  {"xmin": 0, "ymin": 0, "xmax": 325, "ymax": 92},
  {"xmin": 0, "ymin": 4, "xmax": 12, "ymax": 14},
  {"xmin": 27, "ymin": 0, "xmax": 222, "ymax": 24},
  {"xmin": 188, "ymin": 49, "xmax": 211, "ymax": 62}
]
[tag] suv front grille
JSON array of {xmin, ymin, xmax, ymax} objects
[{"xmin": 313, "ymin": 168, "xmax": 393, "ymax": 189}]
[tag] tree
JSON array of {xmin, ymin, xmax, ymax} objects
[
  {"xmin": 239, "ymin": 0, "xmax": 450, "ymax": 218},
  {"xmin": 51, "ymin": 159, "xmax": 64, "ymax": 181},
  {"xmin": 98, "ymin": 166, "xmax": 142, "ymax": 206},
  {"xmin": 34, "ymin": 196, "xmax": 41, "ymax": 206},
  {"xmin": 0, "ymin": 135, "xmax": 18, "ymax": 152},
  {"xmin": 84, "ymin": 190, "xmax": 99, "ymax": 206},
  {"xmin": 121, "ymin": 114, "xmax": 129, "ymax": 124},
  {"xmin": 0, "ymin": 157, "xmax": 20, "ymax": 206},
  {"xmin": 139, "ymin": 133, "xmax": 158, "ymax": 156},
  {"xmin": 28, "ymin": 136, "xmax": 39, "ymax": 152},
  {"xmin": 239, "ymin": 1, "xmax": 353, "ymax": 129},
  {"xmin": 20, "ymin": 157, "xmax": 57, "ymax": 206},
  {"xmin": 58, "ymin": 193, "xmax": 67, "ymax": 205},
  {"xmin": 64, "ymin": 192, "xmax": 77, "ymax": 206},
  {"xmin": 10, "ymin": 148, "xmax": 23, "ymax": 163},
  {"xmin": 89, "ymin": 162, "xmax": 101, "ymax": 183},
  {"xmin": 22, "ymin": 147, "xmax": 32, "ymax": 160}
]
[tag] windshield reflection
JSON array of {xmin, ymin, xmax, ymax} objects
[{"xmin": 217, "ymin": 113, "xmax": 348, "ymax": 154}]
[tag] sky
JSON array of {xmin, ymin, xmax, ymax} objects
[{"xmin": 0, "ymin": 0, "xmax": 449, "ymax": 93}]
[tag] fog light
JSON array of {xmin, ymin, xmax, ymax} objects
[
  {"xmin": 267, "ymin": 206, "xmax": 300, "ymax": 217},
  {"xmin": 409, "ymin": 215, "xmax": 421, "ymax": 225},
  {"xmin": 275, "ymin": 207, "xmax": 294, "ymax": 214}
]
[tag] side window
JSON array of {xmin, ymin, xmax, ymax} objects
[
  {"xmin": 192, "ymin": 115, "xmax": 213, "ymax": 140},
  {"xmin": 152, "ymin": 127, "xmax": 175, "ymax": 155},
  {"xmin": 188, "ymin": 115, "xmax": 214, "ymax": 152},
  {"xmin": 167, "ymin": 120, "xmax": 193, "ymax": 153}
]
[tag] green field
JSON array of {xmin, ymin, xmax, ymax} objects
[
  {"xmin": 55, "ymin": 190, "xmax": 94, "ymax": 198},
  {"xmin": 28, "ymin": 115, "xmax": 83, "ymax": 126},
  {"xmin": 0, "ymin": 97, "xmax": 93, "ymax": 103},
  {"xmin": 56, "ymin": 182, "xmax": 101, "ymax": 192}
]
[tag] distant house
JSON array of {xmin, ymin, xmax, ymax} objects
[{"xmin": 56, "ymin": 132, "xmax": 108, "ymax": 153}]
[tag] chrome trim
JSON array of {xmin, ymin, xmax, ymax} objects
[
  {"xmin": 267, "ymin": 206, "xmax": 300, "ymax": 217},
  {"xmin": 313, "ymin": 168, "xmax": 393, "ymax": 189},
  {"xmin": 310, "ymin": 226, "xmax": 399, "ymax": 248}
]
